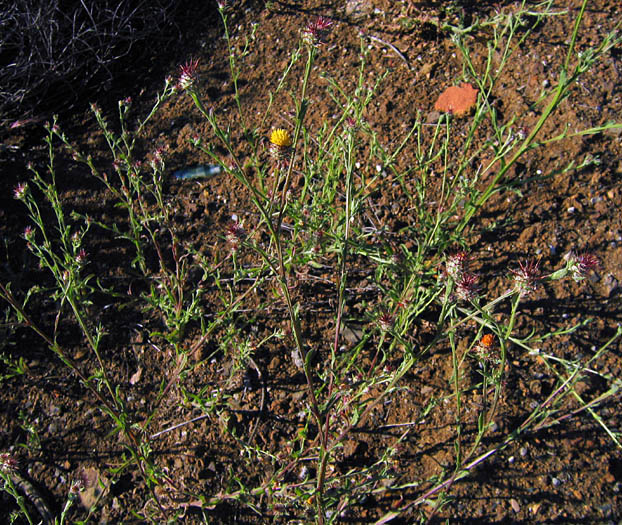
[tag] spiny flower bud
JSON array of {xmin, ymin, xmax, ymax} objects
[
  {"xmin": 178, "ymin": 58, "xmax": 200, "ymax": 91},
  {"xmin": 446, "ymin": 251, "xmax": 471, "ymax": 280},
  {"xmin": 378, "ymin": 312, "xmax": 394, "ymax": 332},
  {"xmin": 23, "ymin": 225, "xmax": 35, "ymax": 241},
  {"xmin": 511, "ymin": 259, "xmax": 541, "ymax": 298},
  {"xmin": 302, "ymin": 16, "xmax": 333, "ymax": 47},
  {"xmin": 13, "ymin": 182, "xmax": 28, "ymax": 200},
  {"xmin": 0, "ymin": 452, "xmax": 17, "ymax": 473},
  {"xmin": 76, "ymin": 249, "xmax": 87, "ymax": 265},
  {"xmin": 226, "ymin": 221, "xmax": 246, "ymax": 252},
  {"xmin": 563, "ymin": 251, "xmax": 599, "ymax": 282},
  {"xmin": 454, "ymin": 272, "xmax": 480, "ymax": 302}
]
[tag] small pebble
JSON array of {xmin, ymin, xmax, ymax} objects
[
  {"xmin": 520, "ymin": 447, "xmax": 528, "ymax": 457},
  {"xmin": 551, "ymin": 477, "xmax": 561, "ymax": 487}
]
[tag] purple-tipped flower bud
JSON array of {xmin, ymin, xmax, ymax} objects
[
  {"xmin": 178, "ymin": 58, "xmax": 200, "ymax": 91},
  {"xmin": 76, "ymin": 249, "xmax": 87, "ymax": 265},
  {"xmin": 226, "ymin": 221, "xmax": 246, "ymax": 252},
  {"xmin": 13, "ymin": 182, "xmax": 28, "ymax": 200},
  {"xmin": 455, "ymin": 272, "xmax": 480, "ymax": 302},
  {"xmin": 23, "ymin": 226, "xmax": 35, "ymax": 241},
  {"xmin": 446, "ymin": 251, "xmax": 471, "ymax": 280},
  {"xmin": 0, "ymin": 452, "xmax": 18, "ymax": 473},
  {"xmin": 564, "ymin": 251, "xmax": 599, "ymax": 282},
  {"xmin": 378, "ymin": 312, "xmax": 395, "ymax": 332},
  {"xmin": 511, "ymin": 259, "xmax": 541, "ymax": 298},
  {"xmin": 302, "ymin": 16, "xmax": 333, "ymax": 47}
]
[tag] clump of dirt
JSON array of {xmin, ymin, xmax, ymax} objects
[{"xmin": 434, "ymin": 82, "xmax": 479, "ymax": 116}]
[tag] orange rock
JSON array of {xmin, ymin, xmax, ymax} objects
[{"xmin": 434, "ymin": 82, "xmax": 478, "ymax": 116}]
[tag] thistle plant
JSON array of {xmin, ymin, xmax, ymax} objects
[
  {"xmin": 175, "ymin": 1, "xmax": 621, "ymax": 522},
  {"xmin": 1, "ymin": 0, "xmax": 620, "ymax": 522}
]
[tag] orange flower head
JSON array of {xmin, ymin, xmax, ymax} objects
[{"xmin": 480, "ymin": 334, "xmax": 495, "ymax": 348}]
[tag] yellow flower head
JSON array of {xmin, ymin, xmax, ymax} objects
[{"xmin": 270, "ymin": 129, "xmax": 292, "ymax": 148}]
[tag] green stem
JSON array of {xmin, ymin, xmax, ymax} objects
[{"xmin": 456, "ymin": 0, "xmax": 589, "ymax": 236}]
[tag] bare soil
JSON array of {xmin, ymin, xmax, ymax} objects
[{"xmin": 1, "ymin": 1, "xmax": 621, "ymax": 523}]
